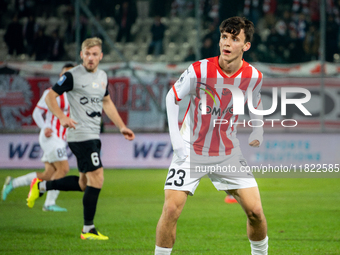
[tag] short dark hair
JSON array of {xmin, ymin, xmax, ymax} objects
[
  {"xmin": 219, "ymin": 17, "xmax": 255, "ymax": 43},
  {"xmin": 62, "ymin": 63, "xmax": 75, "ymax": 69}
]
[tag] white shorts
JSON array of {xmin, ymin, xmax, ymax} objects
[
  {"xmin": 39, "ymin": 131, "xmax": 68, "ymax": 163},
  {"xmin": 165, "ymin": 145, "xmax": 257, "ymax": 195}
]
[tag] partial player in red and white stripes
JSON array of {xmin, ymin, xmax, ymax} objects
[
  {"xmin": 34, "ymin": 89, "xmax": 70, "ymax": 141},
  {"xmin": 1, "ymin": 63, "xmax": 74, "ymax": 212},
  {"xmin": 156, "ymin": 17, "xmax": 268, "ymax": 255},
  {"xmin": 172, "ymin": 56, "xmax": 263, "ymax": 157}
]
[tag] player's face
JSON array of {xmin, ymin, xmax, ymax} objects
[
  {"xmin": 219, "ymin": 29, "xmax": 250, "ymax": 64},
  {"xmin": 80, "ymin": 46, "xmax": 103, "ymax": 73}
]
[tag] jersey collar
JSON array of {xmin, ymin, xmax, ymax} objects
[{"xmin": 215, "ymin": 56, "xmax": 249, "ymax": 78}]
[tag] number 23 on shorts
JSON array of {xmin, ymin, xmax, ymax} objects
[{"xmin": 165, "ymin": 169, "xmax": 186, "ymax": 187}]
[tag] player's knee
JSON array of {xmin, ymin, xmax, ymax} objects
[
  {"xmin": 40, "ymin": 171, "xmax": 53, "ymax": 180},
  {"xmin": 163, "ymin": 202, "xmax": 182, "ymax": 221},
  {"xmin": 79, "ymin": 180, "xmax": 87, "ymax": 191},
  {"xmin": 97, "ymin": 176, "xmax": 104, "ymax": 187},
  {"xmin": 86, "ymin": 174, "xmax": 104, "ymax": 189},
  {"xmin": 59, "ymin": 167, "xmax": 69, "ymax": 176},
  {"xmin": 246, "ymin": 206, "xmax": 264, "ymax": 224}
]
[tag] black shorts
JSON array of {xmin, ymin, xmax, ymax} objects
[{"xmin": 68, "ymin": 139, "xmax": 103, "ymax": 173}]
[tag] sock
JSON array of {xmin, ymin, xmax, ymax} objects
[
  {"xmin": 44, "ymin": 190, "xmax": 60, "ymax": 207},
  {"xmin": 83, "ymin": 186, "xmax": 101, "ymax": 225},
  {"xmin": 82, "ymin": 224, "xmax": 95, "ymax": 233},
  {"xmin": 39, "ymin": 181, "xmax": 47, "ymax": 192},
  {"xmin": 250, "ymin": 236, "xmax": 268, "ymax": 255},
  {"xmin": 46, "ymin": 176, "xmax": 82, "ymax": 191},
  {"xmin": 155, "ymin": 245, "xmax": 172, "ymax": 255},
  {"xmin": 12, "ymin": 172, "xmax": 37, "ymax": 188}
]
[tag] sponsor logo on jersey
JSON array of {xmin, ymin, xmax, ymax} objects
[
  {"xmin": 86, "ymin": 111, "xmax": 102, "ymax": 118},
  {"xmin": 92, "ymin": 82, "xmax": 99, "ymax": 88},
  {"xmin": 79, "ymin": 97, "xmax": 101, "ymax": 105},
  {"xmin": 80, "ymin": 97, "xmax": 89, "ymax": 105},
  {"xmin": 57, "ymin": 75, "xmax": 67, "ymax": 86},
  {"xmin": 198, "ymin": 103, "xmax": 233, "ymax": 117},
  {"xmin": 91, "ymin": 98, "xmax": 101, "ymax": 103},
  {"xmin": 197, "ymin": 82, "xmax": 222, "ymax": 106}
]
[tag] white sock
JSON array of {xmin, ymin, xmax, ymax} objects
[
  {"xmin": 12, "ymin": 172, "xmax": 37, "ymax": 188},
  {"xmin": 155, "ymin": 245, "xmax": 172, "ymax": 255},
  {"xmin": 83, "ymin": 224, "xmax": 95, "ymax": 233},
  {"xmin": 44, "ymin": 190, "xmax": 60, "ymax": 207},
  {"xmin": 250, "ymin": 236, "xmax": 268, "ymax": 255},
  {"xmin": 39, "ymin": 181, "xmax": 47, "ymax": 192}
]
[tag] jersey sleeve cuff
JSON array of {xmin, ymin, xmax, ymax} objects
[{"xmin": 172, "ymin": 86, "xmax": 181, "ymax": 102}]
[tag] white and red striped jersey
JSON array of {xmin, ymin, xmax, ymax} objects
[
  {"xmin": 33, "ymin": 89, "xmax": 70, "ymax": 140},
  {"xmin": 172, "ymin": 56, "xmax": 263, "ymax": 156}
]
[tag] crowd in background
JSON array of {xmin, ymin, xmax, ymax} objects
[{"xmin": 1, "ymin": 0, "xmax": 340, "ymax": 63}]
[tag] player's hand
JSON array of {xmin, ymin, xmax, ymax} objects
[
  {"xmin": 44, "ymin": 127, "xmax": 53, "ymax": 137},
  {"xmin": 249, "ymin": 140, "xmax": 260, "ymax": 147},
  {"xmin": 120, "ymin": 127, "xmax": 135, "ymax": 141},
  {"xmin": 248, "ymin": 129, "xmax": 263, "ymax": 147},
  {"xmin": 60, "ymin": 116, "xmax": 77, "ymax": 129}
]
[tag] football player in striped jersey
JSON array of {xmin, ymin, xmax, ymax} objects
[
  {"xmin": 155, "ymin": 17, "xmax": 268, "ymax": 255},
  {"xmin": 2, "ymin": 63, "xmax": 74, "ymax": 212}
]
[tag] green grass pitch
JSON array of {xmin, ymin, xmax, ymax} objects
[{"xmin": 0, "ymin": 169, "xmax": 339, "ymax": 255}]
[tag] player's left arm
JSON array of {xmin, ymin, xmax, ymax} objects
[
  {"xmin": 248, "ymin": 75, "xmax": 264, "ymax": 148},
  {"xmin": 102, "ymin": 94, "xmax": 135, "ymax": 141},
  {"xmin": 249, "ymin": 101, "xmax": 263, "ymax": 147}
]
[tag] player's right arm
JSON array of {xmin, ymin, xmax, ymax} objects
[
  {"xmin": 167, "ymin": 65, "xmax": 195, "ymax": 160},
  {"xmin": 166, "ymin": 90, "xmax": 187, "ymax": 160},
  {"xmin": 45, "ymin": 72, "xmax": 77, "ymax": 129},
  {"xmin": 33, "ymin": 90, "xmax": 53, "ymax": 137}
]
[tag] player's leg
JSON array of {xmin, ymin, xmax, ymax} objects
[
  {"xmin": 155, "ymin": 189, "xmax": 188, "ymax": 254},
  {"xmin": 27, "ymin": 152, "xmax": 80, "ymax": 208},
  {"xmin": 2, "ymin": 164, "xmax": 54, "ymax": 201},
  {"xmin": 155, "ymin": 149, "xmax": 202, "ymax": 255},
  {"xmin": 29, "ymin": 139, "xmax": 90, "ymax": 201},
  {"xmin": 36, "ymin": 132, "xmax": 59, "ymax": 181},
  {"xmin": 209, "ymin": 148, "xmax": 268, "ymax": 254},
  {"xmin": 27, "ymin": 136, "xmax": 78, "ymax": 208},
  {"xmin": 78, "ymin": 172, "xmax": 88, "ymax": 191},
  {"xmin": 80, "ymin": 167, "xmax": 107, "ymax": 240},
  {"xmin": 50, "ymin": 160, "xmax": 69, "ymax": 179},
  {"xmin": 84, "ymin": 166, "xmax": 104, "ymax": 188},
  {"xmin": 37, "ymin": 163, "xmax": 55, "ymax": 180},
  {"xmin": 27, "ymin": 174, "xmax": 83, "ymax": 208},
  {"xmin": 42, "ymin": 160, "xmax": 69, "ymax": 212},
  {"xmin": 66, "ymin": 139, "xmax": 107, "ymax": 240},
  {"xmin": 228, "ymin": 187, "xmax": 268, "ymax": 254}
]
